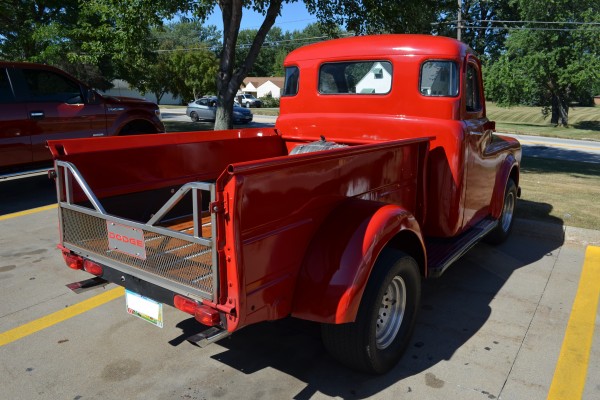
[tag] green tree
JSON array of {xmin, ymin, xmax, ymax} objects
[
  {"xmin": 170, "ymin": 48, "xmax": 219, "ymax": 101},
  {"xmin": 131, "ymin": 20, "xmax": 221, "ymax": 104},
  {"xmin": 434, "ymin": 0, "xmax": 519, "ymax": 61},
  {"xmin": 484, "ymin": 0, "xmax": 600, "ymax": 126}
]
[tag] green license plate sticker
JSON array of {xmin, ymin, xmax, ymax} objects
[{"xmin": 126, "ymin": 290, "xmax": 163, "ymax": 328}]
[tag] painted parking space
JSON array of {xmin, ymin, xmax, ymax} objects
[{"xmin": 1, "ymin": 200, "xmax": 599, "ymax": 399}]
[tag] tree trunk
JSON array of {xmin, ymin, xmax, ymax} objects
[
  {"xmin": 550, "ymin": 93, "xmax": 569, "ymax": 127},
  {"xmin": 214, "ymin": 0, "xmax": 282, "ymax": 130}
]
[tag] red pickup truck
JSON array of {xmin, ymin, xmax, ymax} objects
[
  {"xmin": 0, "ymin": 62, "xmax": 164, "ymax": 179},
  {"xmin": 50, "ymin": 34, "xmax": 521, "ymax": 374}
]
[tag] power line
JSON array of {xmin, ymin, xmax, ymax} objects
[
  {"xmin": 436, "ymin": 19, "xmax": 600, "ymax": 26},
  {"xmin": 154, "ymin": 33, "xmax": 355, "ymax": 53},
  {"xmin": 478, "ymin": 20, "xmax": 600, "ymax": 26},
  {"xmin": 467, "ymin": 26, "xmax": 600, "ymax": 31}
]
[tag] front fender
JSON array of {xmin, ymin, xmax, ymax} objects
[{"xmin": 291, "ymin": 198, "xmax": 423, "ymax": 324}]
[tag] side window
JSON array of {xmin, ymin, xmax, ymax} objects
[
  {"xmin": 420, "ymin": 61, "xmax": 458, "ymax": 97},
  {"xmin": 318, "ymin": 61, "xmax": 392, "ymax": 95},
  {"xmin": 465, "ymin": 64, "xmax": 482, "ymax": 112},
  {"xmin": 283, "ymin": 66, "xmax": 299, "ymax": 96},
  {"xmin": 0, "ymin": 68, "xmax": 14, "ymax": 103},
  {"xmin": 198, "ymin": 99, "xmax": 209, "ymax": 106},
  {"xmin": 22, "ymin": 69, "xmax": 82, "ymax": 103}
]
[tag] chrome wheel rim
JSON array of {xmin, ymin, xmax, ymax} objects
[
  {"xmin": 376, "ymin": 276, "xmax": 406, "ymax": 349},
  {"xmin": 501, "ymin": 191, "xmax": 515, "ymax": 232}
]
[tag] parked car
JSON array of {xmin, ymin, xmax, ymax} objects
[
  {"xmin": 236, "ymin": 93, "xmax": 262, "ymax": 108},
  {"xmin": 186, "ymin": 96, "xmax": 253, "ymax": 124},
  {"xmin": 0, "ymin": 61, "xmax": 164, "ymax": 179}
]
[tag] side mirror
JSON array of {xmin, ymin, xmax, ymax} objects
[{"xmin": 85, "ymin": 89, "xmax": 99, "ymax": 104}]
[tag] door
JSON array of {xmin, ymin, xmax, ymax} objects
[
  {"xmin": 18, "ymin": 67, "xmax": 105, "ymax": 162},
  {"xmin": 0, "ymin": 67, "xmax": 30, "ymax": 168},
  {"xmin": 462, "ymin": 59, "xmax": 499, "ymax": 227}
]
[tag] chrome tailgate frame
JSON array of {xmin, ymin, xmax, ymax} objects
[{"xmin": 55, "ymin": 160, "xmax": 219, "ymax": 302}]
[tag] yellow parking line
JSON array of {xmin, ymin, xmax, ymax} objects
[
  {"xmin": 0, "ymin": 204, "xmax": 57, "ymax": 221},
  {"xmin": 548, "ymin": 246, "xmax": 600, "ymax": 400},
  {"xmin": 0, "ymin": 287, "xmax": 124, "ymax": 347}
]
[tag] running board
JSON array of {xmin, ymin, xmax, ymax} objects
[
  {"xmin": 187, "ymin": 326, "xmax": 230, "ymax": 347},
  {"xmin": 426, "ymin": 218, "xmax": 498, "ymax": 278}
]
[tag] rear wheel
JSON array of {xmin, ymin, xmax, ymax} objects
[
  {"xmin": 321, "ymin": 249, "xmax": 421, "ymax": 374},
  {"xmin": 190, "ymin": 111, "xmax": 199, "ymax": 122},
  {"xmin": 486, "ymin": 178, "xmax": 517, "ymax": 244}
]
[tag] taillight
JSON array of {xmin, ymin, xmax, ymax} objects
[
  {"xmin": 173, "ymin": 295, "xmax": 221, "ymax": 326},
  {"xmin": 63, "ymin": 252, "xmax": 83, "ymax": 270},
  {"xmin": 83, "ymin": 260, "xmax": 104, "ymax": 276},
  {"xmin": 194, "ymin": 305, "xmax": 221, "ymax": 326},
  {"xmin": 174, "ymin": 295, "xmax": 198, "ymax": 315}
]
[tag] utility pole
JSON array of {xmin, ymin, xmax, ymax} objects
[{"xmin": 457, "ymin": 0, "xmax": 462, "ymax": 41}]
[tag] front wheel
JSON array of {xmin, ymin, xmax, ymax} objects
[
  {"xmin": 486, "ymin": 178, "xmax": 517, "ymax": 244},
  {"xmin": 190, "ymin": 111, "xmax": 199, "ymax": 122},
  {"xmin": 321, "ymin": 249, "xmax": 421, "ymax": 374}
]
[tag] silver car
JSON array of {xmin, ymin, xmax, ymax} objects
[{"xmin": 186, "ymin": 97, "xmax": 253, "ymax": 124}]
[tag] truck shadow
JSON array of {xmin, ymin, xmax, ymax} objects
[
  {"xmin": 0, "ymin": 174, "xmax": 56, "ymax": 215},
  {"xmin": 173, "ymin": 215, "xmax": 565, "ymax": 399}
]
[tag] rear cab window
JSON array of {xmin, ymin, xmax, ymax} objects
[
  {"xmin": 318, "ymin": 61, "xmax": 392, "ymax": 95},
  {"xmin": 420, "ymin": 61, "xmax": 458, "ymax": 97}
]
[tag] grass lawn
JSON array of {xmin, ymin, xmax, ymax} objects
[
  {"xmin": 487, "ymin": 103, "xmax": 600, "ymax": 141},
  {"xmin": 517, "ymin": 156, "xmax": 600, "ymax": 230}
]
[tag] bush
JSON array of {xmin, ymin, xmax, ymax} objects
[{"xmin": 260, "ymin": 94, "xmax": 280, "ymax": 108}]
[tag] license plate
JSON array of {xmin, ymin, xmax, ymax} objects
[
  {"xmin": 107, "ymin": 221, "xmax": 147, "ymax": 260},
  {"xmin": 125, "ymin": 290, "xmax": 163, "ymax": 328}
]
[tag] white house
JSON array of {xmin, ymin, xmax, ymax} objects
[
  {"xmin": 355, "ymin": 62, "xmax": 393, "ymax": 94},
  {"xmin": 241, "ymin": 77, "xmax": 285, "ymax": 98}
]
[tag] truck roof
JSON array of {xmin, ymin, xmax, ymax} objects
[{"xmin": 285, "ymin": 34, "xmax": 471, "ymax": 64}]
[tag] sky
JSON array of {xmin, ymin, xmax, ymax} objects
[{"xmin": 203, "ymin": 3, "xmax": 318, "ymax": 33}]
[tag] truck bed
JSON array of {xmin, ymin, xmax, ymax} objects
[{"xmin": 51, "ymin": 129, "xmax": 430, "ymax": 311}]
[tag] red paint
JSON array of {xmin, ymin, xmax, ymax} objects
[
  {"xmin": 52, "ymin": 35, "xmax": 520, "ymax": 334},
  {"xmin": 0, "ymin": 62, "xmax": 164, "ymax": 173}
]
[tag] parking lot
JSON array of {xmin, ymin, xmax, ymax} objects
[{"xmin": 1, "ymin": 174, "xmax": 599, "ymax": 399}]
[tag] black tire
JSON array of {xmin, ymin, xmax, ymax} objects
[
  {"xmin": 321, "ymin": 248, "xmax": 421, "ymax": 374},
  {"xmin": 190, "ymin": 111, "xmax": 200, "ymax": 122},
  {"xmin": 486, "ymin": 178, "xmax": 517, "ymax": 244},
  {"xmin": 119, "ymin": 121, "xmax": 158, "ymax": 136}
]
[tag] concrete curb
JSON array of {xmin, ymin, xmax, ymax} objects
[{"xmin": 513, "ymin": 218, "xmax": 600, "ymax": 246}]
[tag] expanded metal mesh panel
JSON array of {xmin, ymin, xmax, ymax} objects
[{"xmin": 61, "ymin": 208, "xmax": 214, "ymax": 299}]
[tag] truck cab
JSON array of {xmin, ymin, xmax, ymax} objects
[{"xmin": 277, "ymin": 34, "xmax": 520, "ymax": 243}]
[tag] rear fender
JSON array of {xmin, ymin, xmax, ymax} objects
[
  {"xmin": 291, "ymin": 198, "xmax": 424, "ymax": 324},
  {"xmin": 490, "ymin": 154, "xmax": 519, "ymax": 219}
]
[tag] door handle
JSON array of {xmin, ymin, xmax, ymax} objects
[{"xmin": 30, "ymin": 111, "xmax": 45, "ymax": 120}]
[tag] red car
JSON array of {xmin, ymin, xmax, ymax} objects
[{"xmin": 0, "ymin": 62, "xmax": 164, "ymax": 178}]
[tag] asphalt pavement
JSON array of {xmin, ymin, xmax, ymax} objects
[{"xmin": 1, "ymin": 175, "xmax": 599, "ymax": 400}]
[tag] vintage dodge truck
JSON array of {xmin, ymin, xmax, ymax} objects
[{"xmin": 49, "ymin": 35, "xmax": 521, "ymax": 374}]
